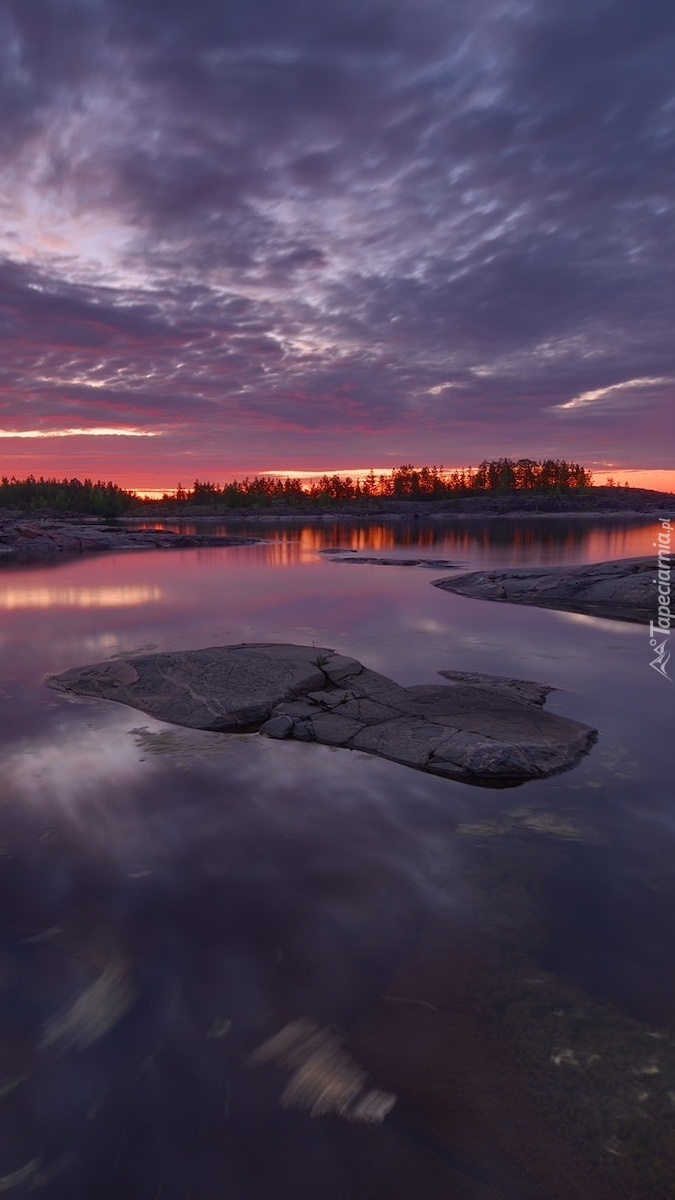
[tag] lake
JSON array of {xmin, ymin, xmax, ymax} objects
[{"xmin": 0, "ymin": 514, "xmax": 672, "ymax": 1200}]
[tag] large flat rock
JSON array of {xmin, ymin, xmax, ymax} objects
[
  {"xmin": 432, "ymin": 556, "xmax": 655, "ymax": 623},
  {"xmin": 47, "ymin": 644, "xmax": 328, "ymax": 731},
  {"xmin": 46, "ymin": 644, "xmax": 596, "ymax": 786}
]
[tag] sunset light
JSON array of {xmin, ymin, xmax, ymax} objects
[
  {"xmin": 0, "ymin": 0, "xmax": 672, "ymax": 483},
  {"xmin": 0, "ymin": 427, "xmax": 160, "ymax": 440},
  {"xmin": 0, "ymin": 4, "xmax": 673, "ymax": 1197}
]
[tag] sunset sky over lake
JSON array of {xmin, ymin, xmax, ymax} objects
[{"xmin": 1, "ymin": 0, "xmax": 674, "ymax": 492}]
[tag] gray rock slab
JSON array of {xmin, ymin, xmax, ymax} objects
[
  {"xmin": 331, "ymin": 696, "xmax": 401, "ymax": 724},
  {"xmin": 305, "ymin": 712, "xmax": 365, "ymax": 746},
  {"xmin": 432, "ymin": 556, "xmax": 656, "ymax": 623},
  {"xmin": 337, "ymin": 666, "xmax": 410, "ymax": 707},
  {"xmin": 430, "ymin": 731, "xmax": 533, "ymax": 779},
  {"xmin": 46, "ymin": 643, "xmax": 597, "ymax": 786},
  {"xmin": 319, "ymin": 653, "xmax": 363, "ymax": 685},
  {"xmin": 259, "ymin": 714, "xmax": 294, "ymax": 739},
  {"xmin": 438, "ymin": 672, "xmax": 552, "ymax": 707},
  {"xmin": 350, "ymin": 716, "xmax": 451, "ymax": 768},
  {"xmin": 47, "ymin": 643, "xmax": 331, "ymax": 731},
  {"xmin": 274, "ymin": 700, "xmax": 320, "ymax": 719},
  {"xmin": 395, "ymin": 683, "xmax": 519, "ymax": 719},
  {"xmin": 289, "ymin": 720, "xmax": 315, "ymax": 742}
]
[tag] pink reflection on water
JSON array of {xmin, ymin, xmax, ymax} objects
[
  {"xmin": 133, "ymin": 515, "xmax": 660, "ymax": 566},
  {"xmin": 0, "ymin": 517, "xmax": 671, "ymax": 1200}
]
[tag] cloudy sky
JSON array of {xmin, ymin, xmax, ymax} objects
[{"xmin": 1, "ymin": 0, "xmax": 674, "ymax": 490}]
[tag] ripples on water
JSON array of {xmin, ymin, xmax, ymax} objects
[{"xmin": 0, "ymin": 516, "xmax": 672, "ymax": 1199}]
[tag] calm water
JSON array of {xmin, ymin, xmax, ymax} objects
[{"xmin": 0, "ymin": 516, "xmax": 673, "ymax": 1199}]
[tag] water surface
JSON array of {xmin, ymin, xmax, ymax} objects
[{"xmin": 0, "ymin": 516, "xmax": 672, "ymax": 1199}]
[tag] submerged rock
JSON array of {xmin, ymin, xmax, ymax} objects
[
  {"xmin": 432, "ymin": 556, "xmax": 655, "ymax": 623},
  {"xmin": 323, "ymin": 554, "xmax": 462, "ymax": 568},
  {"xmin": 46, "ymin": 643, "xmax": 596, "ymax": 785}
]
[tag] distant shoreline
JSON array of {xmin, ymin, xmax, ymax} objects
[
  {"xmin": 163, "ymin": 506, "xmax": 670, "ymax": 521},
  {"xmin": 123, "ymin": 508, "xmax": 668, "ymax": 524},
  {"xmin": 122, "ymin": 488, "xmax": 673, "ymax": 521},
  {"xmin": 0, "ymin": 495, "xmax": 670, "ymax": 565}
]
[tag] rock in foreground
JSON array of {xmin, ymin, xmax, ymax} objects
[
  {"xmin": 46, "ymin": 644, "xmax": 596, "ymax": 785},
  {"xmin": 432, "ymin": 556, "xmax": 654, "ymax": 623}
]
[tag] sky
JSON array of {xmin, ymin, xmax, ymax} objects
[{"xmin": 1, "ymin": 0, "xmax": 674, "ymax": 492}]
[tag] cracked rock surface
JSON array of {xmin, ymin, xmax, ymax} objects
[
  {"xmin": 46, "ymin": 643, "xmax": 596, "ymax": 784},
  {"xmin": 432, "ymin": 556, "xmax": 655, "ymax": 623}
]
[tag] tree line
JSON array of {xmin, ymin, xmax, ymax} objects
[
  {"xmin": 0, "ymin": 459, "xmax": 594, "ymax": 514},
  {"xmin": 179, "ymin": 458, "xmax": 593, "ymax": 506},
  {"xmin": 0, "ymin": 475, "xmax": 135, "ymax": 516}
]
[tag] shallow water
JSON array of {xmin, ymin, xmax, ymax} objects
[{"xmin": 0, "ymin": 515, "xmax": 672, "ymax": 1199}]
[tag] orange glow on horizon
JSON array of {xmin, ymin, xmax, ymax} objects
[
  {"xmin": 2, "ymin": 458, "xmax": 673, "ymax": 496},
  {"xmin": 592, "ymin": 469, "xmax": 675, "ymax": 493},
  {"xmin": 128, "ymin": 467, "xmax": 675, "ymax": 498}
]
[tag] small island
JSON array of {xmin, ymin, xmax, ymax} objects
[{"xmin": 46, "ymin": 642, "xmax": 597, "ymax": 786}]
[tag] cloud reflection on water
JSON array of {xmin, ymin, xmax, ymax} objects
[
  {"xmin": 0, "ymin": 516, "xmax": 671, "ymax": 1198},
  {"xmin": 0, "ymin": 585, "xmax": 163, "ymax": 610},
  {"xmin": 0, "ymin": 699, "xmax": 481, "ymax": 1198}
]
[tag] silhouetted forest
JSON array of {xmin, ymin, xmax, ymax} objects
[
  {"xmin": 0, "ymin": 475, "xmax": 135, "ymax": 515},
  {"xmin": 178, "ymin": 459, "xmax": 594, "ymax": 507},
  {"xmin": 0, "ymin": 460, "xmax": 595, "ymax": 513}
]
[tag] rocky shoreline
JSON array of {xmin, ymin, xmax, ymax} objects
[
  {"xmin": 433, "ymin": 556, "xmax": 656, "ymax": 624},
  {"xmin": 0, "ymin": 515, "xmax": 260, "ymax": 563},
  {"xmin": 0, "ymin": 500, "xmax": 668, "ymax": 566}
]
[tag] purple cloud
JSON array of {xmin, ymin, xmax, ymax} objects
[{"xmin": 1, "ymin": 0, "xmax": 674, "ymax": 482}]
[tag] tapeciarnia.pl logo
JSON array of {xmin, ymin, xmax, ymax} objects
[{"xmin": 649, "ymin": 517, "xmax": 672, "ymax": 680}]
